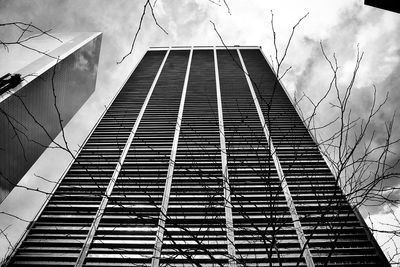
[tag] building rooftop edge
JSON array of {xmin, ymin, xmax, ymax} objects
[
  {"xmin": 149, "ymin": 45, "xmax": 261, "ymax": 50},
  {"xmin": 0, "ymin": 32, "xmax": 102, "ymax": 103}
]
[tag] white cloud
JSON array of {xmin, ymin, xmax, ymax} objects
[{"xmin": 366, "ymin": 205, "xmax": 400, "ymax": 264}]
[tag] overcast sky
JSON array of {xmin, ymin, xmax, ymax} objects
[{"xmin": 1, "ymin": 0, "xmax": 400, "ymax": 264}]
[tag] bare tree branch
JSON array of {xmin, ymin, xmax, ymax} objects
[
  {"xmin": 117, "ymin": 0, "xmax": 168, "ymax": 64},
  {"xmin": 0, "ymin": 21, "xmax": 62, "ymax": 58}
]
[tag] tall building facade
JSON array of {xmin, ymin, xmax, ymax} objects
[
  {"xmin": 364, "ymin": 0, "xmax": 400, "ymax": 13},
  {"xmin": 0, "ymin": 32, "xmax": 102, "ymax": 202},
  {"xmin": 6, "ymin": 47, "xmax": 389, "ymax": 266}
]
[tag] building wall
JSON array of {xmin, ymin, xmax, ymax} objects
[
  {"xmin": 364, "ymin": 0, "xmax": 400, "ymax": 13},
  {"xmin": 0, "ymin": 34, "xmax": 102, "ymax": 202},
  {"xmin": 6, "ymin": 47, "xmax": 389, "ymax": 266}
]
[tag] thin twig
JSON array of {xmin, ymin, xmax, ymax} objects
[{"xmin": 117, "ymin": 0, "xmax": 168, "ymax": 64}]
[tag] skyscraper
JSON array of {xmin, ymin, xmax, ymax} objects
[
  {"xmin": 5, "ymin": 46, "xmax": 389, "ymax": 266},
  {"xmin": 364, "ymin": 0, "xmax": 400, "ymax": 13},
  {"xmin": 0, "ymin": 32, "xmax": 102, "ymax": 202}
]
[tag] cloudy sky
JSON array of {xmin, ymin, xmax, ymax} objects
[{"xmin": 1, "ymin": 0, "xmax": 400, "ymax": 264}]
